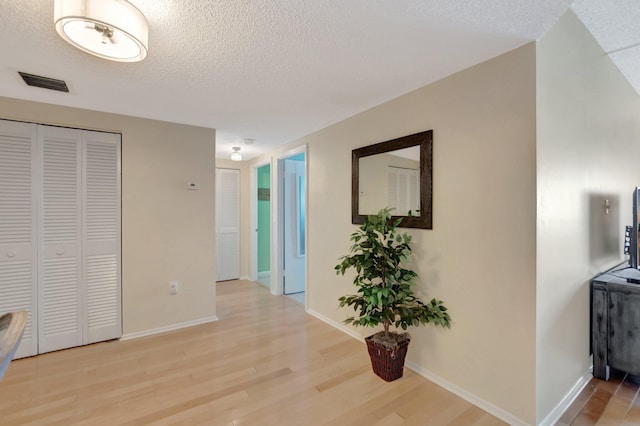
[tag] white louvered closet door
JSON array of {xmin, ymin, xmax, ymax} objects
[
  {"xmin": 83, "ymin": 130, "xmax": 121, "ymax": 344},
  {"xmin": 0, "ymin": 120, "xmax": 121, "ymax": 358},
  {"xmin": 0, "ymin": 121, "xmax": 38, "ymax": 358},
  {"xmin": 38, "ymin": 125, "xmax": 83, "ymax": 354},
  {"xmin": 388, "ymin": 167, "xmax": 420, "ymax": 216},
  {"xmin": 216, "ymin": 168, "xmax": 240, "ymax": 281}
]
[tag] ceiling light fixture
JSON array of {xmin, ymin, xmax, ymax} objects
[
  {"xmin": 231, "ymin": 147, "xmax": 242, "ymax": 162},
  {"xmin": 54, "ymin": 0, "xmax": 149, "ymax": 62}
]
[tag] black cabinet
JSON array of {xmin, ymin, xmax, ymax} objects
[{"xmin": 592, "ymin": 268, "xmax": 640, "ymax": 380}]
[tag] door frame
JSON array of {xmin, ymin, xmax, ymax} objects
[
  {"xmin": 249, "ymin": 158, "xmax": 271, "ymax": 283},
  {"xmin": 272, "ymin": 145, "xmax": 307, "ymax": 299}
]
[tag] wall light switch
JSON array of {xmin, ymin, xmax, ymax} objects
[
  {"xmin": 170, "ymin": 280, "xmax": 179, "ymax": 295},
  {"xmin": 187, "ymin": 181, "xmax": 200, "ymax": 190}
]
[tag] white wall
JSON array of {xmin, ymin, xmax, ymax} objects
[
  {"xmin": 0, "ymin": 96, "xmax": 217, "ymax": 335},
  {"xmin": 536, "ymin": 11, "xmax": 640, "ymax": 423},
  {"xmin": 249, "ymin": 44, "xmax": 538, "ymax": 423}
]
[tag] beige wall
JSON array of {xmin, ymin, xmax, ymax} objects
[
  {"xmin": 248, "ymin": 44, "xmax": 538, "ymax": 423},
  {"xmin": 0, "ymin": 96, "xmax": 217, "ymax": 335},
  {"xmin": 536, "ymin": 11, "xmax": 640, "ymax": 423}
]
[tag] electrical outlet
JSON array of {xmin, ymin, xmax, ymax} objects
[{"xmin": 170, "ymin": 280, "xmax": 179, "ymax": 295}]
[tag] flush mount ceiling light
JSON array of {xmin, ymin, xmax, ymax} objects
[
  {"xmin": 54, "ymin": 0, "xmax": 149, "ymax": 62},
  {"xmin": 231, "ymin": 147, "xmax": 242, "ymax": 162}
]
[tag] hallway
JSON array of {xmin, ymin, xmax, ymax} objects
[{"xmin": 0, "ymin": 280, "xmax": 504, "ymax": 425}]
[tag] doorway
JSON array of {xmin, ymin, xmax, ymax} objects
[
  {"xmin": 250, "ymin": 146, "xmax": 307, "ymax": 303},
  {"xmin": 256, "ymin": 164, "xmax": 271, "ymax": 287},
  {"xmin": 278, "ymin": 150, "xmax": 306, "ymax": 301}
]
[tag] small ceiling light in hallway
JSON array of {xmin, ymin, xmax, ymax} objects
[{"xmin": 231, "ymin": 147, "xmax": 242, "ymax": 161}]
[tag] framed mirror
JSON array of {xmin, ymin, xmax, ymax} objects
[{"xmin": 352, "ymin": 130, "xmax": 432, "ymax": 229}]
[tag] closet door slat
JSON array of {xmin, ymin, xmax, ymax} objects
[
  {"xmin": 83, "ymin": 131, "xmax": 121, "ymax": 344},
  {"xmin": 0, "ymin": 120, "xmax": 121, "ymax": 358},
  {"xmin": 0, "ymin": 120, "xmax": 38, "ymax": 358},
  {"xmin": 38, "ymin": 126, "xmax": 82, "ymax": 354}
]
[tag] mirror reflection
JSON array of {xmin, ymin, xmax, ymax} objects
[
  {"xmin": 351, "ymin": 130, "xmax": 432, "ymax": 229},
  {"xmin": 358, "ymin": 146, "xmax": 420, "ymax": 216}
]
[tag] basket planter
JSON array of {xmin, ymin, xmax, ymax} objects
[{"xmin": 365, "ymin": 335, "xmax": 410, "ymax": 382}]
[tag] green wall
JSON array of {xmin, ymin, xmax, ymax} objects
[{"xmin": 257, "ymin": 164, "xmax": 271, "ymax": 273}]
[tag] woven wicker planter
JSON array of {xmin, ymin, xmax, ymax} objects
[{"xmin": 365, "ymin": 334, "xmax": 410, "ymax": 382}]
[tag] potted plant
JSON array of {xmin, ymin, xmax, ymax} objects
[{"xmin": 335, "ymin": 208, "xmax": 451, "ymax": 381}]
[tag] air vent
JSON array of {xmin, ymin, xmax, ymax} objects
[{"xmin": 18, "ymin": 72, "xmax": 69, "ymax": 93}]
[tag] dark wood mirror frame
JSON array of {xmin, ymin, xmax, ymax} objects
[{"xmin": 352, "ymin": 130, "xmax": 433, "ymax": 229}]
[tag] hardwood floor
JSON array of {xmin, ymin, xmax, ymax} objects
[
  {"xmin": 0, "ymin": 280, "xmax": 505, "ymax": 425},
  {"xmin": 557, "ymin": 370, "xmax": 640, "ymax": 425}
]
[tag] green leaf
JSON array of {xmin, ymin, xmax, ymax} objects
[{"xmin": 335, "ymin": 208, "xmax": 452, "ymax": 332}]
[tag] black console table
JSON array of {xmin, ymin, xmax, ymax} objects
[{"xmin": 592, "ymin": 267, "xmax": 640, "ymax": 380}]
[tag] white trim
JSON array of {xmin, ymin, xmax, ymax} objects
[
  {"xmin": 405, "ymin": 360, "xmax": 528, "ymax": 426},
  {"xmin": 119, "ymin": 316, "xmax": 218, "ymax": 341},
  {"xmin": 250, "ymin": 164, "xmax": 258, "ymax": 282},
  {"xmin": 307, "ymin": 308, "xmax": 364, "ymax": 341},
  {"xmin": 538, "ymin": 368, "xmax": 592, "ymax": 426},
  {"xmin": 257, "ymin": 281, "xmax": 270, "ymax": 290},
  {"xmin": 256, "ymin": 271, "xmax": 271, "ymax": 289},
  {"xmin": 272, "ymin": 145, "xmax": 308, "ymax": 297},
  {"xmin": 306, "ymin": 308, "xmax": 528, "ymax": 426},
  {"xmin": 270, "ymin": 156, "xmax": 280, "ymax": 296},
  {"xmin": 250, "ymin": 158, "xmax": 271, "ymax": 283}
]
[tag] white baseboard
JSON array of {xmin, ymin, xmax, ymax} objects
[
  {"xmin": 538, "ymin": 368, "xmax": 592, "ymax": 426},
  {"xmin": 405, "ymin": 360, "xmax": 528, "ymax": 426},
  {"xmin": 120, "ymin": 316, "xmax": 219, "ymax": 341},
  {"xmin": 306, "ymin": 308, "xmax": 527, "ymax": 425},
  {"xmin": 256, "ymin": 281, "xmax": 270, "ymax": 290},
  {"xmin": 307, "ymin": 308, "xmax": 364, "ymax": 341}
]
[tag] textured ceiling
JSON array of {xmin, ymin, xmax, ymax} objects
[
  {"xmin": 572, "ymin": 0, "xmax": 640, "ymax": 94},
  {"xmin": 0, "ymin": 1, "xmax": 586, "ymax": 160}
]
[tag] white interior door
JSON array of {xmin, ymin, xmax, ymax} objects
[
  {"xmin": 83, "ymin": 130, "xmax": 122, "ymax": 344},
  {"xmin": 0, "ymin": 120, "xmax": 38, "ymax": 358},
  {"xmin": 38, "ymin": 125, "xmax": 83, "ymax": 354},
  {"xmin": 216, "ymin": 168, "xmax": 240, "ymax": 281},
  {"xmin": 388, "ymin": 167, "xmax": 420, "ymax": 216},
  {"xmin": 283, "ymin": 159, "xmax": 305, "ymax": 294},
  {"xmin": 0, "ymin": 120, "xmax": 121, "ymax": 358}
]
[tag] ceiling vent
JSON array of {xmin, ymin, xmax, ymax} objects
[{"xmin": 18, "ymin": 72, "xmax": 69, "ymax": 93}]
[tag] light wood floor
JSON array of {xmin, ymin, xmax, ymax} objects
[
  {"xmin": 0, "ymin": 280, "xmax": 505, "ymax": 425},
  {"xmin": 557, "ymin": 369, "xmax": 640, "ymax": 425}
]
